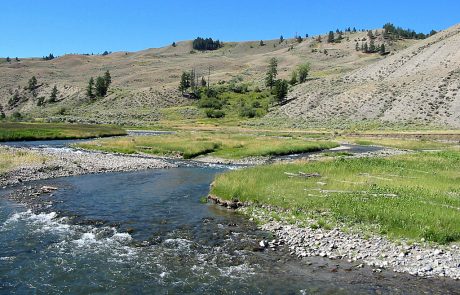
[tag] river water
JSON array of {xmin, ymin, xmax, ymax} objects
[{"xmin": 0, "ymin": 140, "xmax": 458, "ymax": 294}]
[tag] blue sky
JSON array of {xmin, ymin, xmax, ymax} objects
[{"xmin": 2, "ymin": 0, "xmax": 459, "ymax": 57}]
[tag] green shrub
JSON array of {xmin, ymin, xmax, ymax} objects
[{"xmin": 205, "ymin": 109, "xmax": 225, "ymax": 118}]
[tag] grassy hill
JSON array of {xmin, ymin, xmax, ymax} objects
[{"xmin": 0, "ymin": 26, "xmax": 451, "ymax": 128}]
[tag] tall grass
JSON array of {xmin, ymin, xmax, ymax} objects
[
  {"xmin": 0, "ymin": 122, "xmax": 126, "ymax": 141},
  {"xmin": 76, "ymin": 132, "xmax": 338, "ymax": 159},
  {"xmin": 211, "ymin": 151, "xmax": 460, "ymax": 243},
  {"xmin": 0, "ymin": 147, "xmax": 47, "ymax": 174}
]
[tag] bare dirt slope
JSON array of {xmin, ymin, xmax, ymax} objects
[{"xmin": 275, "ymin": 24, "xmax": 460, "ymax": 128}]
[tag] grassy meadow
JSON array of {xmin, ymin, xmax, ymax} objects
[
  {"xmin": 211, "ymin": 150, "xmax": 460, "ymax": 244},
  {"xmin": 0, "ymin": 122, "xmax": 126, "ymax": 141},
  {"xmin": 76, "ymin": 132, "xmax": 338, "ymax": 159}
]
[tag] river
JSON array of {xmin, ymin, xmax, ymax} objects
[{"xmin": 0, "ymin": 138, "xmax": 458, "ymax": 294}]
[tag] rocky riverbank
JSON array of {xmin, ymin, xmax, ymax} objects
[
  {"xmin": 0, "ymin": 145, "xmax": 174, "ymax": 187},
  {"xmin": 239, "ymin": 205, "xmax": 460, "ymax": 280}
]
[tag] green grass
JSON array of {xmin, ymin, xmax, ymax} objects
[
  {"xmin": 0, "ymin": 122, "xmax": 126, "ymax": 141},
  {"xmin": 347, "ymin": 137, "xmax": 457, "ymax": 150},
  {"xmin": 211, "ymin": 150, "xmax": 460, "ymax": 244},
  {"xmin": 76, "ymin": 132, "xmax": 338, "ymax": 159}
]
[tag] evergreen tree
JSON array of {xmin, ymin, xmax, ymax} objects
[
  {"xmin": 265, "ymin": 57, "xmax": 278, "ymax": 90},
  {"xmin": 279, "ymin": 35, "xmax": 284, "ymax": 44},
  {"xmin": 363, "ymin": 42, "xmax": 369, "ymax": 53},
  {"xmin": 28, "ymin": 76, "xmax": 38, "ymax": 91},
  {"xmin": 297, "ymin": 63, "xmax": 310, "ymax": 83},
  {"xmin": 104, "ymin": 70, "xmax": 111, "ymax": 88},
  {"xmin": 172, "ymin": 42, "xmax": 177, "ymax": 47},
  {"xmin": 316, "ymin": 35, "xmax": 322, "ymax": 42},
  {"xmin": 6, "ymin": 57, "xmax": 11, "ymax": 62},
  {"xmin": 86, "ymin": 77, "xmax": 95, "ymax": 98},
  {"xmin": 15, "ymin": 57, "xmax": 19, "ymax": 62},
  {"xmin": 273, "ymin": 79, "xmax": 288, "ymax": 104},
  {"xmin": 95, "ymin": 76, "xmax": 107, "ymax": 97},
  {"xmin": 259, "ymin": 40, "xmax": 265, "ymax": 46},
  {"xmin": 352, "ymin": 27, "xmax": 357, "ymax": 33},
  {"xmin": 296, "ymin": 35, "xmax": 303, "ymax": 43},
  {"xmin": 327, "ymin": 31, "xmax": 335, "ymax": 43},
  {"xmin": 179, "ymin": 71, "xmax": 191, "ymax": 94},
  {"xmin": 380, "ymin": 44, "xmax": 386, "ymax": 55},
  {"xmin": 49, "ymin": 85, "xmax": 58, "ymax": 102},
  {"xmin": 369, "ymin": 39, "xmax": 376, "ymax": 52}
]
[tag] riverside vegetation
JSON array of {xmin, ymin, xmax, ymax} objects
[
  {"xmin": 76, "ymin": 132, "xmax": 338, "ymax": 159},
  {"xmin": 0, "ymin": 122, "xmax": 126, "ymax": 141},
  {"xmin": 211, "ymin": 146, "xmax": 460, "ymax": 244}
]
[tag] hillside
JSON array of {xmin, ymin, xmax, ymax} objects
[
  {"xmin": 0, "ymin": 27, "xmax": 442, "ymax": 127},
  {"xmin": 273, "ymin": 24, "xmax": 460, "ymax": 128}
]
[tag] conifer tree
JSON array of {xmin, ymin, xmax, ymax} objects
[
  {"xmin": 265, "ymin": 57, "xmax": 278, "ymax": 90},
  {"xmin": 327, "ymin": 31, "xmax": 335, "ymax": 43},
  {"xmin": 49, "ymin": 85, "xmax": 58, "ymax": 102},
  {"xmin": 95, "ymin": 76, "xmax": 107, "ymax": 97},
  {"xmin": 104, "ymin": 70, "xmax": 111, "ymax": 88},
  {"xmin": 87, "ymin": 77, "xmax": 95, "ymax": 98}
]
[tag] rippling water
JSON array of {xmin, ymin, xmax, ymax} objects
[{"xmin": 1, "ymin": 168, "xmax": 459, "ymax": 294}]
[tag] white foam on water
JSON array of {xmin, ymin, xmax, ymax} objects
[{"xmin": 218, "ymin": 263, "xmax": 256, "ymax": 279}]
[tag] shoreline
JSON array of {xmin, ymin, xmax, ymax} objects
[
  {"xmin": 208, "ymin": 195, "xmax": 460, "ymax": 280},
  {"xmin": 2, "ymin": 143, "xmax": 459, "ymax": 281},
  {"xmin": 0, "ymin": 145, "xmax": 174, "ymax": 187}
]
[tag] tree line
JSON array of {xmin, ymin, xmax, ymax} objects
[
  {"xmin": 87, "ymin": 71, "xmax": 112, "ymax": 99},
  {"xmin": 192, "ymin": 37, "xmax": 222, "ymax": 51}
]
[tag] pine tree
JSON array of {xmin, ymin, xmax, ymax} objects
[
  {"xmin": 259, "ymin": 40, "xmax": 265, "ymax": 46},
  {"xmin": 86, "ymin": 77, "xmax": 95, "ymax": 98},
  {"xmin": 104, "ymin": 70, "xmax": 111, "ymax": 88},
  {"xmin": 179, "ymin": 72, "xmax": 191, "ymax": 94},
  {"xmin": 265, "ymin": 57, "xmax": 278, "ymax": 90},
  {"xmin": 15, "ymin": 57, "xmax": 19, "ymax": 62},
  {"xmin": 327, "ymin": 31, "xmax": 335, "ymax": 43},
  {"xmin": 279, "ymin": 35, "xmax": 284, "ymax": 44},
  {"xmin": 95, "ymin": 76, "xmax": 107, "ymax": 97},
  {"xmin": 296, "ymin": 36, "xmax": 303, "ymax": 43},
  {"xmin": 6, "ymin": 57, "xmax": 11, "ymax": 62},
  {"xmin": 172, "ymin": 42, "xmax": 177, "ymax": 47},
  {"xmin": 363, "ymin": 42, "xmax": 369, "ymax": 53},
  {"xmin": 273, "ymin": 79, "xmax": 288, "ymax": 104},
  {"xmin": 369, "ymin": 39, "xmax": 376, "ymax": 52},
  {"xmin": 316, "ymin": 35, "xmax": 322, "ymax": 42},
  {"xmin": 28, "ymin": 76, "xmax": 38, "ymax": 91},
  {"xmin": 380, "ymin": 44, "xmax": 386, "ymax": 55},
  {"xmin": 49, "ymin": 85, "xmax": 58, "ymax": 102}
]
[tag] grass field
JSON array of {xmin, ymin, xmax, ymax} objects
[
  {"xmin": 0, "ymin": 147, "xmax": 47, "ymax": 174},
  {"xmin": 0, "ymin": 122, "xmax": 126, "ymax": 141},
  {"xmin": 211, "ymin": 150, "xmax": 460, "ymax": 244},
  {"xmin": 345, "ymin": 137, "xmax": 458, "ymax": 150},
  {"xmin": 76, "ymin": 132, "xmax": 338, "ymax": 159}
]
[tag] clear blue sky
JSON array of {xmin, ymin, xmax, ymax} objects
[{"xmin": 2, "ymin": 0, "xmax": 459, "ymax": 57}]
